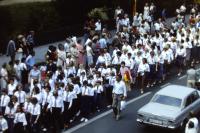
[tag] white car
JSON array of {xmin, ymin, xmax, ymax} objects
[{"xmin": 137, "ymin": 85, "xmax": 200, "ymax": 129}]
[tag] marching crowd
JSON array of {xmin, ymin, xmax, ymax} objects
[{"xmin": 0, "ymin": 2, "xmax": 200, "ymax": 133}]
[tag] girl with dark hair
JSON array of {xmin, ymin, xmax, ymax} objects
[
  {"xmin": 13, "ymin": 105, "xmax": 27, "ymax": 133},
  {"xmin": 29, "ymin": 98, "xmax": 40, "ymax": 133},
  {"xmin": 14, "ymin": 84, "xmax": 26, "ymax": 106},
  {"xmin": 41, "ymin": 86, "xmax": 52, "ymax": 132},
  {"xmin": 47, "ymin": 91, "xmax": 64, "ymax": 132},
  {"xmin": 5, "ymin": 102, "xmax": 15, "ymax": 133},
  {"xmin": 137, "ymin": 58, "xmax": 150, "ymax": 94},
  {"xmin": 63, "ymin": 84, "xmax": 76, "ymax": 128},
  {"xmin": 72, "ymin": 77, "xmax": 82, "ymax": 117}
]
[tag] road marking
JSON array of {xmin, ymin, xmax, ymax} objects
[
  {"xmin": 161, "ymin": 83, "xmax": 171, "ymax": 88},
  {"xmin": 179, "ymin": 75, "xmax": 186, "ymax": 80},
  {"xmin": 65, "ymin": 92, "xmax": 152, "ymax": 133}
]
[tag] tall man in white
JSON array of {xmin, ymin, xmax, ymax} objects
[{"xmin": 112, "ymin": 75, "xmax": 127, "ymax": 120}]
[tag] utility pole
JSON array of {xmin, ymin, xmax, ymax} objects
[{"xmin": 133, "ymin": 0, "xmax": 137, "ymax": 16}]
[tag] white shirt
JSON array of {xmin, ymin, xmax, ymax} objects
[
  {"xmin": 8, "ymin": 83, "xmax": 17, "ymax": 96},
  {"xmin": 176, "ymin": 48, "xmax": 186, "ymax": 57},
  {"xmin": 113, "ymin": 81, "xmax": 127, "ymax": 97},
  {"xmin": 96, "ymin": 55, "xmax": 106, "ymax": 65},
  {"xmin": 48, "ymin": 96, "xmax": 64, "ymax": 112},
  {"xmin": 14, "ymin": 112, "xmax": 27, "ymax": 126},
  {"xmin": 125, "ymin": 58, "xmax": 135, "ymax": 69},
  {"xmin": 32, "ymin": 93, "xmax": 42, "ymax": 104},
  {"xmin": 95, "ymin": 22, "xmax": 101, "ymax": 31},
  {"xmin": 0, "ymin": 95, "xmax": 10, "ymax": 107},
  {"xmin": 112, "ymin": 56, "xmax": 122, "ymax": 65},
  {"xmin": 0, "ymin": 118, "xmax": 8, "ymax": 131},
  {"xmin": 77, "ymin": 69, "xmax": 86, "ymax": 77},
  {"xmin": 109, "ymin": 76, "xmax": 116, "ymax": 86},
  {"xmin": 5, "ymin": 106, "xmax": 16, "ymax": 118},
  {"xmin": 63, "ymin": 91, "xmax": 77, "ymax": 102},
  {"xmin": 14, "ymin": 91, "xmax": 26, "ymax": 104},
  {"xmin": 24, "ymin": 102, "xmax": 32, "ymax": 113},
  {"xmin": 81, "ymin": 86, "xmax": 93, "ymax": 96},
  {"xmin": 93, "ymin": 85, "xmax": 103, "ymax": 94},
  {"xmin": 86, "ymin": 45, "xmax": 93, "ymax": 56},
  {"xmin": 137, "ymin": 63, "xmax": 150, "ymax": 76},
  {"xmin": 30, "ymin": 104, "xmax": 41, "ymax": 116},
  {"xmin": 42, "ymin": 92, "xmax": 53, "ymax": 106},
  {"xmin": 148, "ymin": 56, "xmax": 158, "ymax": 65},
  {"xmin": 73, "ymin": 84, "xmax": 81, "ymax": 95}
]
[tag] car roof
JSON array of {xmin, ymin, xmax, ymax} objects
[{"xmin": 156, "ymin": 85, "xmax": 195, "ymax": 99}]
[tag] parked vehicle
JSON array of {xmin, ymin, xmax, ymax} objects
[{"xmin": 137, "ymin": 85, "xmax": 200, "ymax": 129}]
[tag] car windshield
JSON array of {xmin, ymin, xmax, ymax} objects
[{"xmin": 152, "ymin": 94, "xmax": 182, "ymax": 107}]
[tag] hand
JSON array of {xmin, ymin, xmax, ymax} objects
[
  {"xmin": 123, "ymin": 96, "xmax": 126, "ymax": 100},
  {"xmin": 34, "ymin": 120, "xmax": 37, "ymax": 124}
]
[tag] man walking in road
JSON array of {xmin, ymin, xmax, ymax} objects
[
  {"xmin": 186, "ymin": 65, "xmax": 196, "ymax": 88},
  {"xmin": 112, "ymin": 75, "xmax": 127, "ymax": 120}
]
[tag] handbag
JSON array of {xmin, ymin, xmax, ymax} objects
[{"xmin": 120, "ymin": 100, "xmax": 126, "ymax": 110}]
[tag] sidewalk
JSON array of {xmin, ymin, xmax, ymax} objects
[{"xmin": 0, "ymin": 15, "xmax": 188, "ymax": 68}]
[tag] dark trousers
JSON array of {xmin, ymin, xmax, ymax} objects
[
  {"xmin": 6, "ymin": 117, "xmax": 14, "ymax": 133},
  {"xmin": 1, "ymin": 106, "xmax": 6, "ymax": 115},
  {"xmin": 105, "ymin": 85, "xmax": 113, "ymax": 106},
  {"xmin": 63, "ymin": 102, "xmax": 70, "ymax": 125},
  {"xmin": 41, "ymin": 104, "xmax": 51, "ymax": 129},
  {"xmin": 30, "ymin": 115, "xmax": 39, "ymax": 133},
  {"xmin": 14, "ymin": 122, "xmax": 25, "ymax": 133},
  {"xmin": 81, "ymin": 96, "xmax": 91, "ymax": 118},
  {"xmin": 137, "ymin": 73, "xmax": 145, "ymax": 90},
  {"xmin": 51, "ymin": 108, "xmax": 63, "ymax": 133},
  {"xmin": 94, "ymin": 93, "xmax": 102, "ymax": 110}
]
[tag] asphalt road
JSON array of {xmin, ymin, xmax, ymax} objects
[{"xmin": 65, "ymin": 73, "xmax": 188, "ymax": 133}]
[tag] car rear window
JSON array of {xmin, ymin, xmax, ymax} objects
[{"xmin": 152, "ymin": 94, "xmax": 182, "ymax": 107}]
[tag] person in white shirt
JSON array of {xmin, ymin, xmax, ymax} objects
[
  {"xmin": 86, "ymin": 42, "xmax": 94, "ymax": 66},
  {"xmin": 29, "ymin": 98, "xmax": 41, "ymax": 133},
  {"xmin": 80, "ymin": 81, "xmax": 92, "ymax": 122},
  {"xmin": 40, "ymin": 86, "xmax": 52, "ymax": 132},
  {"xmin": 0, "ymin": 113, "xmax": 8, "ymax": 133},
  {"xmin": 93, "ymin": 81, "xmax": 103, "ymax": 112},
  {"xmin": 77, "ymin": 64, "xmax": 86, "ymax": 77},
  {"xmin": 112, "ymin": 75, "xmax": 127, "ymax": 120},
  {"xmin": 95, "ymin": 19, "xmax": 102, "ymax": 35},
  {"xmin": 7, "ymin": 78, "xmax": 17, "ymax": 97},
  {"xmin": 63, "ymin": 84, "xmax": 77, "ymax": 128},
  {"xmin": 47, "ymin": 91, "xmax": 64, "ymax": 132},
  {"xmin": 13, "ymin": 105, "xmax": 27, "ymax": 132},
  {"xmin": 185, "ymin": 112, "xmax": 199, "ymax": 133},
  {"xmin": 147, "ymin": 51, "xmax": 158, "ymax": 87},
  {"xmin": 96, "ymin": 52, "xmax": 106, "ymax": 67},
  {"xmin": 14, "ymin": 84, "xmax": 26, "ymax": 106},
  {"xmin": 23, "ymin": 96, "xmax": 32, "ymax": 132},
  {"xmin": 137, "ymin": 58, "xmax": 150, "ymax": 94},
  {"xmin": 71, "ymin": 77, "xmax": 82, "ymax": 118},
  {"xmin": 103, "ymin": 48, "xmax": 112, "ymax": 66},
  {"xmin": 0, "ymin": 89, "xmax": 10, "ymax": 115},
  {"xmin": 176, "ymin": 45, "xmax": 186, "ymax": 76},
  {"xmin": 5, "ymin": 102, "xmax": 15, "ymax": 133},
  {"xmin": 0, "ymin": 63, "xmax": 8, "ymax": 90}
]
